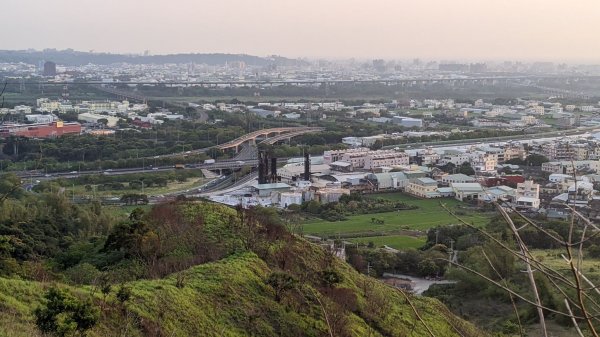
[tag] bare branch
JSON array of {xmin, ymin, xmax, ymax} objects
[
  {"xmin": 481, "ymin": 249, "xmax": 524, "ymax": 337},
  {"xmin": 395, "ymin": 288, "xmax": 436, "ymax": 337},
  {"xmin": 565, "ymin": 299, "xmax": 586, "ymax": 337}
]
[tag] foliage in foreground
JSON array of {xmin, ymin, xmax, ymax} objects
[{"xmin": 0, "ymin": 200, "xmax": 486, "ymax": 337}]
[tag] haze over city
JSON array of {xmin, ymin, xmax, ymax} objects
[
  {"xmin": 5, "ymin": 0, "xmax": 600, "ymax": 62},
  {"xmin": 5, "ymin": 1, "xmax": 600, "ymax": 336}
]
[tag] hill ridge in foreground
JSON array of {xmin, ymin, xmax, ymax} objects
[
  {"xmin": 0, "ymin": 252, "xmax": 485, "ymax": 337},
  {"xmin": 0, "ymin": 200, "xmax": 487, "ymax": 336}
]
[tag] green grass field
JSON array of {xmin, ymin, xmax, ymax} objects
[
  {"xmin": 347, "ymin": 235, "xmax": 426, "ymax": 249},
  {"xmin": 531, "ymin": 249, "xmax": 600, "ymax": 280},
  {"xmin": 303, "ymin": 193, "xmax": 493, "ymax": 245},
  {"xmin": 64, "ymin": 176, "xmax": 209, "ymax": 198},
  {"xmin": 103, "ymin": 204, "xmax": 153, "ymax": 219}
]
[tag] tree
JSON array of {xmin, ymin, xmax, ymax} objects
[
  {"xmin": 102, "ymin": 216, "xmax": 158, "ymax": 262},
  {"xmin": 321, "ymin": 269, "xmax": 343, "ymax": 288},
  {"xmin": 35, "ymin": 287, "xmax": 99, "ymax": 337},
  {"xmin": 116, "ymin": 285, "xmax": 131, "ymax": 303},
  {"xmin": 417, "ymin": 259, "xmax": 439, "ymax": 277},
  {"xmin": 129, "ymin": 207, "xmax": 145, "ymax": 221},
  {"xmin": 266, "ymin": 271, "xmax": 298, "ymax": 302},
  {"xmin": 458, "ymin": 162, "xmax": 475, "ymax": 176},
  {"xmin": 525, "ymin": 154, "xmax": 549, "ymax": 167}
]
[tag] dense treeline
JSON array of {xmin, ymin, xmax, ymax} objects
[
  {"xmin": 0, "ymin": 174, "xmax": 113, "ymax": 275},
  {"xmin": 292, "ymin": 193, "xmax": 416, "ymax": 222},
  {"xmin": 0, "ymin": 172, "xmax": 286, "ymax": 283}
]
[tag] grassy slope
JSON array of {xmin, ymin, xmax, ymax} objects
[
  {"xmin": 0, "ymin": 200, "xmax": 488, "ymax": 336},
  {"xmin": 0, "ymin": 247, "xmax": 486, "ymax": 337}
]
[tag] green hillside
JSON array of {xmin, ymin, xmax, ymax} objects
[
  {"xmin": 0, "ymin": 201, "xmax": 486, "ymax": 337},
  {"xmin": 0, "ymin": 251, "xmax": 483, "ymax": 337}
]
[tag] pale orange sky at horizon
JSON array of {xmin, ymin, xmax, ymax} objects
[{"xmin": 4, "ymin": 0, "xmax": 600, "ymax": 62}]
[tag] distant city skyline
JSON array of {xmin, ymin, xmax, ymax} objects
[{"xmin": 5, "ymin": 0, "xmax": 600, "ymax": 62}]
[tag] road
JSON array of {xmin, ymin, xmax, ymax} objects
[
  {"xmin": 152, "ymin": 126, "xmax": 322, "ymax": 159},
  {"xmin": 383, "ymin": 273, "xmax": 457, "ymax": 295},
  {"xmin": 10, "ymin": 125, "xmax": 598, "ymax": 181},
  {"xmin": 196, "ymin": 172, "xmax": 258, "ymax": 197},
  {"xmin": 382, "ymin": 126, "xmax": 600, "ymax": 150}
]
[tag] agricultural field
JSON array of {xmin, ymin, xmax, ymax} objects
[
  {"xmin": 531, "ymin": 249, "xmax": 600, "ymax": 280},
  {"xmin": 303, "ymin": 192, "xmax": 494, "ymax": 250},
  {"xmin": 36, "ymin": 171, "xmax": 210, "ymax": 199},
  {"xmin": 65, "ymin": 176, "xmax": 209, "ymax": 198},
  {"xmin": 347, "ymin": 235, "xmax": 427, "ymax": 250}
]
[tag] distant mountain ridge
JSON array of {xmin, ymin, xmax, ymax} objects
[{"xmin": 0, "ymin": 49, "xmax": 306, "ymax": 66}]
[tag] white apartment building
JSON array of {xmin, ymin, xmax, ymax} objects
[
  {"xmin": 364, "ymin": 151, "xmax": 410, "ymax": 170},
  {"xmin": 521, "ymin": 115, "xmax": 538, "ymax": 125},
  {"xmin": 472, "ymin": 157, "xmax": 498, "ymax": 172},
  {"xmin": 323, "ymin": 148, "xmax": 370, "ymax": 164},
  {"xmin": 542, "ymin": 160, "xmax": 600, "ymax": 174},
  {"xmin": 324, "ymin": 148, "xmax": 409, "ymax": 170},
  {"xmin": 406, "ymin": 178, "xmax": 440, "ymax": 198},
  {"xmin": 516, "ymin": 180, "xmax": 540, "ymax": 199},
  {"xmin": 503, "ymin": 145, "xmax": 526, "ymax": 162},
  {"xmin": 78, "ymin": 113, "xmax": 120, "ymax": 127},
  {"xmin": 439, "ymin": 151, "xmax": 472, "ymax": 166},
  {"xmin": 25, "ymin": 114, "xmax": 57, "ymax": 123},
  {"xmin": 416, "ymin": 147, "xmax": 441, "ymax": 166},
  {"xmin": 442, "ymin": 174, "xmax": 476, "ymax": 184},
  {"xmin": 528, "ymin": 105, "xmax": 545, "ymax": 115},
  {"xmin": 515, "ymin": 180, "xmax": 540, "ymax": 209},
  {"xmin": 582, "ymin": 106, "xmax": 596, "ymax": 112}
]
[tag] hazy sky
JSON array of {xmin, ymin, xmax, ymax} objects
[{"xmin": 4, "ymin": 0, "xmax": 600, "ymax": 62}]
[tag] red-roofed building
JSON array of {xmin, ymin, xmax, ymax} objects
[
  {"xmin": 0, "ymin": 121, "xmax": 81, "ymax": 138},
  {"xmin": 131, "ymin": 119, "xmax": 152, "ymax": 129}
]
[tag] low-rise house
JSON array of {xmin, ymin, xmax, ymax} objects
[
  {"xmin": 515, "ymin": 180, "xmax": 541, "ymax": 210},
  {"xmin": 516, "ymin": 197, "xmax": 541, "ymax": 209},
  {"xmin": 451, "ymin": 183, "xmax": 484, "ymax": 201},
  {"xmin": 441, "ymin": 173, "xmax": 476, "ymax": 184},
  {"xmin": 367, "ymin": 172, "xmax": 409, "ymax": 190},
  {"xmin": 251, "ymin": 183, "xmax": 291, "ymax": 197},
  {"xmin": 542, "ymin": 160, "xmax": 600, "ymax": 174},
  {"xmin": 478, "ymin": 186, "xmax": 515, "ymax": 203},
  {"xmin": 406, "ymin": 178, "xmax": 441, "ymax": 198},
  {"xmin": 315, "ymin": 188, "xmax": 350, "ymax": 203}
]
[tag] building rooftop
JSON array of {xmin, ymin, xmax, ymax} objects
[
  {"xmin": 252, "ymin": 183, "xmax": 291, "ymax": 190},
  {"xmin": 437, "ymin": 187, "xmax": 454, "ymax": 193},
  {"xmin": 416, "ymin": 177, "xmax": 438, "ymax": 186},
  {"xmin": 444, "ymin": 173, "xmax": 476, "ymax": 181},
  {"xmin": 330, "ymin": 161, "xmax": 352, "ymax": 167},
  {"xmin": 517, "ymin": 196, "xmax": 540, "ymax": 203},
  {"xmin": 451, "ymin": 183, "xmax": 484, "ymax": 192}
]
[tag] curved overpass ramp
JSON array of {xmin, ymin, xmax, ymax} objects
[{"xmin": 216, "ymin": 127, "xmax": 324, "ymax": 152}]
